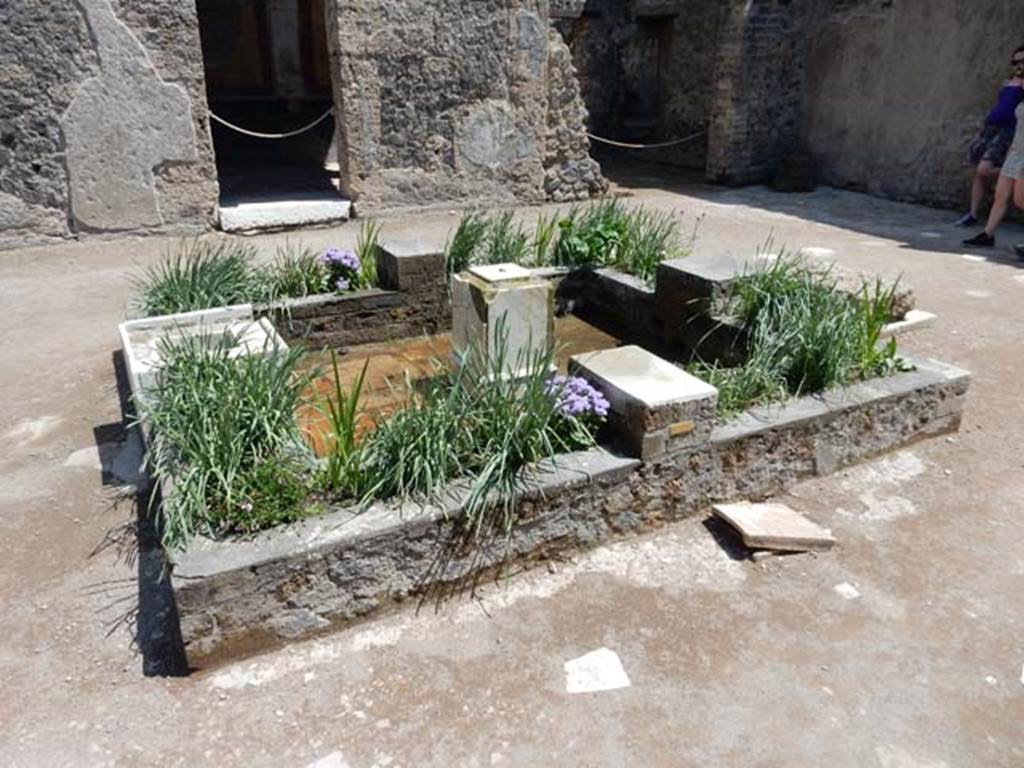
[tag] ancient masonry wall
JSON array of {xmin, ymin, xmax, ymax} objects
[
  {"xmin": 705, "ymin": 0, "xmax": 813, "ymax": 184},
  {"xmin": 327, "ymin": 0, "xmax": 604, "ymax": 210},
  {"xmin": 0, "ymin": 0, "xmax": 219, "ymax": 250},
  {"xmin": 0, "ymin": 0, "xmax": 603, "ymax": 250},
  {"xmin": 801, "ymin": 0, "xmax": 1024, "ymax": 208},
  {"xmin": 556, "ymin": 0, "xmax": 727, "ymax": 172}
]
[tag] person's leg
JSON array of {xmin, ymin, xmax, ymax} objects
[
  {"xmin": 970, "ymin": 161, "xmax": 1000, "ymax": 219},
  {"xmin": 963, "ymin": 174, "xmax": 1014, "ymax": 246},
  {"xmin": 1011, "ymin": 180, "xmax": 1024, "ymax": 259},
  {"xmin": 985, "ymin": 175, "xmax": 1016, "ymax": 234}
]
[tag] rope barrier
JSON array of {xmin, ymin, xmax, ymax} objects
[
  {"xmin": 208, "ymin": 107, "xmax": 334, "ymax": 139},
  {"xmin": 586, "ymin": 129, "xmax": 706, "ymax": 150}
]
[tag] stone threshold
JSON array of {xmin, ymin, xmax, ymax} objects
[
  {"xmin": 170, "ymin": 355, "xmax": 969, "ymax": 668},
  {"xmin": 218, "ymin": 195, "xmax": 352, "ymax": 233}
]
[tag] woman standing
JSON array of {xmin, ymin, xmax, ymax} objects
[
  {"xmin": 963, "ymin": 48, "xmax": 1024, "ymax": 255},
  {"xmin": 962, "ymin": 100, "xmax": 1024, "ymax": 254},
  {"xmin": 957, "ymin": 47, "xmax": 1024, "ymax": 228}
]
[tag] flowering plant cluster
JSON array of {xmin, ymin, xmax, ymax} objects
[
  {"xmin": 545, "ymin": 375, "xmax": 609, "ymax": 447},
  {"xmin": 320, "ymin": 247, "xmax": 362, "ymax": 293}
]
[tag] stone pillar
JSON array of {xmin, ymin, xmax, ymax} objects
[
  {"xmin": 706, "ymin": 0, "xmax": 807, "ymax": 184},
  {"xmin": 451, "ymin": 264, "xmax": 554, "ymax": 379}
]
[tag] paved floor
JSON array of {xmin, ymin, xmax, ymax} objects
[{"xmin": 2, "ymin": 170, "xmax": 1023, "ymax": 767}]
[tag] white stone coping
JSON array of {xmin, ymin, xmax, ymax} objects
[
  {"xmin": 880, "ymin": 309, "xmax": 937, "ymax": 339},
  {"xmin": 469, "ymin": 263, "xmax": 533, "ymax": 283},
  {"xmin": 118, "ymin": 305, "xmax": 289, "ymax": 438},
  {"xmin": 218, "ymin": 197, "xmax": 351, "ymax": 232},
  {"xmin": 571, "ymin": 345, "xmax": 718, "ymax": 410}
]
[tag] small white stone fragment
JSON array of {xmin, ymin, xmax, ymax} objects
[
  {"xmin": 800, "ymin": 246, "xmax": 836, "ymax": 258},
  {"xmin": 306, "ymin": 751, "xmax": 351, "ymax": 768},
  {"xmin": 961, "ymin": 253, "xmax": 986, "ymax": 262},
  {"xmin": 834, "ymin": 582, "xmax": 861, "ymax": 600},
  {"xmin": 564, "ymin": 648, "xmax": 631, "ymax": 694},
  {"xmin": 985, "ymin": 675, "xmax": 998, "ymax": 686}
]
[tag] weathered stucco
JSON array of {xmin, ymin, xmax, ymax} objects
[
  {"xmin": 802, "ymin": 0, "xmax": 1024, "ymax": 208},
  {"xmin": 63, "ymin": 0, "xmax": 198, "ymax": 230},
  {"xmin": 0, "ymin": 0, "xmax": 217, "ymax": 247}
]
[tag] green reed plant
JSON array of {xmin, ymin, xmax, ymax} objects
[
  {"xmin": 445, "ymin": 201, "xmax": 683, "ymax": 283},
  {"xmin": 319, "ymin": 352, "xmax": 370, "ymax": 497},
  {"xmin": 133, "ymin": 239, "xmax": 261, "ymax": 317},
  {"xmin": 257, "ymin": 241, "xmax": 329, "ymax": 302},
  {"xmin": 140, "ymin": 332, "xmax": 314, "ymax": 550},
  {"xmin": 355, "ymin": 218, "xmax": 381, "ymax": 288},
  {"xmin": 692, "ymin": 253, "xmax": 907, "ymax": 417},
  {"xmin": 358, "ymin": 322, "xmax": 602, "ymax": 536},
  {"xmin": 445, "ymin": 211, "xmax": 490, "ymax": 277},
  {"xmin": 552, "ymin": 199, "xmax": 681, "ymax": 283}
]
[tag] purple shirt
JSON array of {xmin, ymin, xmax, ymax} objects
[{"xmin": 987, "ymin": 85, "xmax": 1024, "ymax": 130}]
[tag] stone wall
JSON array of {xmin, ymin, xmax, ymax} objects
[
  {"xmin": 0, "ymin": 0, "xmax": 218, "ymax": 249},
  {"xmin": 327, "ymin": 0, "xmax": 604, "ymax": 210},
  {"xmin": 801, "ymin": 0, "xmax": 1024, "ymax": 208},
  {"xmin": 705, "ymin": 0, "xmax": 811, "ymax": 184},
  {"xmin": 558, "ymin": 0, "xmax": 726, "ymax": 171},
  {"xmin": 0, "ymin": 0, "xmax": 601, "ymax": 249},
  {"xmin": 0, "ymin": 2, "xmax": 98, "ymax": 247}
]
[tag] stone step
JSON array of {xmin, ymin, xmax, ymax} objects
[
  {"xmin": 570, "ymin": 345, "xmax": 718, "ymax": 460},
  {"xmin": 218, "ymin": 194, "xmax": 351, "ymax": 233}
]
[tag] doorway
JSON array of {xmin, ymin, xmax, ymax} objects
[{"xmin": 196, "ymin": 0, "xmax": 348, "ymax": 228}]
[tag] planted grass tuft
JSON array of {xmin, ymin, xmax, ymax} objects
[
  {"xmin": 691, "ymin": 252, "xmax": 909, "ymax": 418},
  {"xmin": 133, "ymin": 239, "xmax": 260, "ymax": 317},
  {"xmin": 444, "ymin": 200, "xmax": 685, "ymax": 283},
  {"xmin": 315, "ymin": 323, "xmax": 605, "ymax": 537},
  {"xmin": 140, "ymin": 332, "xmax": 316, "ymax": 550},
  {"xmin": 134, "ymin": 232, "xmax": 382, "ymax": 318}
]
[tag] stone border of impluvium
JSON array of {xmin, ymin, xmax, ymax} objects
[{"xmin": 170, "ymin": 353, "xmax": 969, "ymax": 668}]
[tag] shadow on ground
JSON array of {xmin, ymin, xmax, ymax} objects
[
  {"xmin": 87, "ymin": 351, "xmax": 188, "ymax": 677},
  {"xmin": 603, "ymin": 158, "xmax": 1024, "ymax": 267}
]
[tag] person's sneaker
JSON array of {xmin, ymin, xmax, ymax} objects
[
  {"xmin": 962, "ymin": 232, "xmax": 995, "ymax": 247},
  {"xmin": 1015, "ymin": 244, "xmax": 1024, "ymax": 261},
  {"xmin": 954, "ymin": 212, "xmax": 979, "ymax": 227}
]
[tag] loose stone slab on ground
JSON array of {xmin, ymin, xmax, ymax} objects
[{"xmin": 712, "ymin": 501, "xmax": 837, "ymax": 552}]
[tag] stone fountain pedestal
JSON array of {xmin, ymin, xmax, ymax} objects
[{"xmin": 451, "ymin": 263, "xmax": 553, "ymax": 379}]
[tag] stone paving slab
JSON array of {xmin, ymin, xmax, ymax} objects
[{"xmin": 712, "ymin": 501, "xmax": 836, "ymax": 552}]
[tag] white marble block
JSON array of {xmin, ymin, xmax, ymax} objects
[
  {"xmin": 118, "ymin": 305, "xmax": 288, "ymax": 414},
  {"xmin": 451, "ymin": 263, "xmax": 553, "ymax": 378}
]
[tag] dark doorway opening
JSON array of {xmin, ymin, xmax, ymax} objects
[
  {"xmin": 197, "ymin": 0, "xmax": 346, "ymax": 225},
  {"xmin": 555, "ymin": 2, "xmax": 718, "ymax": 176}
]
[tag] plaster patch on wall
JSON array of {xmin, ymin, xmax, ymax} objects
[
  {"xmin": 515, "ymin": 10, "xmax": 548, "ymax": 79},
  {"xmin": 455, "ymin": 100, "xmax": 536, "ymax": 172},
  {"xmin": 62, "ymin": 0, "xmax": 197, "ymax": 231}
]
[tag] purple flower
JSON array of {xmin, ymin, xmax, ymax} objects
[
  {"xmin": 322, "ymin": 247, "xmax": 360, "ymax": 272},
  {"xmin": 546, "ymin": 375, "xmax": 609, "ymax": 421},
  {"xmin": 335, "ymin": 277, "xmax": 351, "ymax": 292}
]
